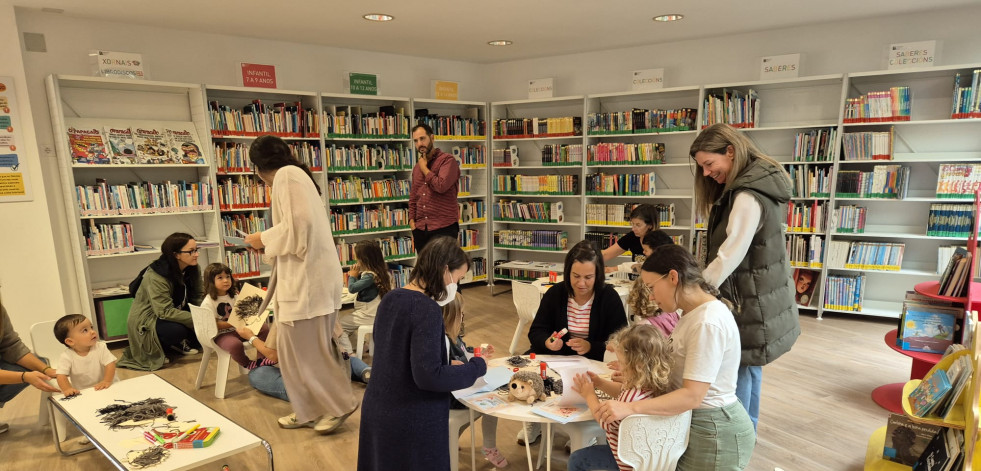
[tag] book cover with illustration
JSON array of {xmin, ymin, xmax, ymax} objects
[
  {"xmin": 882, "ymin": 413, "xmax": 943, "ymax": 466},
  {"xmin": 900, "ymin": 306, "xmax": 958, "ymax": 353},
  {"xmin": 909, "ymin": 369, "xmax": 952, "ymax": 417},
  {"xmin": 67, "ymin": 127, "xmax": 110, "ymax": 164},
  {"xmin": 134, "ymin": 127, "xmax": 174, "ymax": 164},
  {"xmin": 104, "ymin": 126, "xmax": 139, "ymax": 164},
  {"xmin": 228, "ymin": 283, "xmax": 270, "ymax": 335},
  {"xmin": 166, "ymin": 126, "xmax": 206, "ymax": 164},
  {"xmin": 530, "ymin": 399, "xmax": 589, "ymax": 424},
  {"xmin": 792, "ymin": 268, "xmax": 820, "ymax": 307}
]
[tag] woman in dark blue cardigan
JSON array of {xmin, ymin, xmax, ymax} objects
[{"xmin": 358, "ymin": 236, "xmax": 487, "ymax": 471}]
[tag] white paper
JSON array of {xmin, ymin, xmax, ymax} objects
[
  {"xmin": 452, "ymin": 366, "xmax": 511, "ymax": 399},
  {"xmin": 552, "ymin": 366, "xmax": 588, "ymax": 406}
]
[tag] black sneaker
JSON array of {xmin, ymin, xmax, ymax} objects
[{"xmin": 170, "ymin": 339, "xmax": 199, "ymax": 356}]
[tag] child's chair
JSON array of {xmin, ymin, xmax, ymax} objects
[
  {"xmin": 616, "ymin": 411, "xmax": 692, "ymax": 471},
  {"xmin": 189, "ymin": 304, "xmax": 248, "ymax": 399},
  {"xmin": 28, "ymin": 320, "xmax": 68, "ymax": 442},
  {"xmin": 355, "ymin": 324, "xmax": 374, "ymax": 360},
  {"xmin": 509, "ymin": 281, "xmax": 541, "ymax": 355},
  {"xmin": 448, "ymin": 408, "xmax": 479, "ymax": 471}
]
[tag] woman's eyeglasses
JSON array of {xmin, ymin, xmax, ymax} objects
[{"xmin": 178, "ymin": 248, "xmax": 200, "ymax": 254}]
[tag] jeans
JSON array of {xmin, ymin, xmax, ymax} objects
[
  {"xmin": 568, "ymin": 444, "xmax": 619, "ymax": 471},
  {"xmin": 155, "ymin": 319, "xmax": 197, "ymax": 355},
  {"xmin": 412, "ymin": 222, "xmax": 459, "ymax": 252},
  {"xmin": 0, "ymin": 361, "xmax": 29, "ymax": 407},
  {"xmin": 350, "ymin": 356, "xmax": 371, "ymax": 383},
  {"xmin": 735, "ymin": 364, "xmax": 762, "ymax": 430},
  {"xmin": 249, "ymin": 356, "xmax": 370, "ymax": 402}
]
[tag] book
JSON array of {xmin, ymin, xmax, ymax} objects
[
  {"xmin": 913, "ymin": 427, "xmax": 963, "ymax": 471},
  {"xmin": 166, "ymin": 126, "xmax": 206, "ymax": 164},
  {"xmin": 934, "ymin": 354, "xmax": 973, "ymax": 419},
  {"xmin": 134, "ymin": 127, "xmax": 174, "ymax": 164},
  {"xmin": 467, "ymin": 392, "xmax": 509, "ymax": 413},
  {"xmin": 104, "ymin": 126, "xmax": 138, "ymax": 164},
  {"xmin": 67, "ymin": 127, "xmax": 110, "ymax": 164},
  {"xmin": 909, "ymin": 369, "xmax": 953, "ymax": 417},
  {"xmin": 227, "ymin": 283, "xmax": 271, "ymax": 334},
  {"xmin": 901, "ymin": 306, "xmax": 958, "ymax": 353},
  {"xmin": 792, "ymin": 268, "xmax": 820, "ymax": 307},
  {"xmin": 882, "ymin": 413, "xmax": 944, "ymax": 466},
  {"xmin": 529, "ymin": 400, "xmax": 589, "ymax": 424}
]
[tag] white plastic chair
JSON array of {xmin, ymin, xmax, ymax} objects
[
  {"xmin": 355, "ymin": 324, "xmax": 374, "ymax": 360},
  {"xmin": 29, "ymin": 320, "xmax": 68, "ymax": 442},
  {"xmin": 190, "ymin": 304, "xmax": 247, "ymax": 399},
  {"xmin": 448, "ymin": 408, "xmax": 480, "ymax": 471},
  {"xmin": 509, "ymin": 281, "xmax": 542, "ymax": 355},
  {"xmin": 617, "ymin": 411, "xmax": 692, "ymax": 471}
]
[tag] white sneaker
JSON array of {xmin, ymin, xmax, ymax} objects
[
  {"xmin": 277, "ymin": 413, "xmax": 314, "ymax": 429},
  {"xmin": 516, "ymin": 422, "xmax": 541, "ymax": 446}
]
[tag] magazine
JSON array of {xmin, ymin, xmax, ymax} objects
[
  {"xmin": 104, "ymin": 126, "xmax": 139, "ymax": 164},
  {"xmin": 134, "ymin": 127, "xmax": 174, "ymax": 164},
  {"xmin": 67, "ymin": 127, "xmax": 110, "ymax": 164},
  {"xmin": 166, "ymin": 126, "xmax": 206, "ymax": 164}
]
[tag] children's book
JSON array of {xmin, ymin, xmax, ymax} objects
[
  {"xmin": 530, "ymin": 400, "xmax": 589, "ymax": 424},
  {"xmin": 935, "ymin": 354, "xmax": 973, "ymax": 419},
  {"xmin": 104, "ymin": 126, "xmax": 139, "ymax": 164},
  {"xmin": 909, "ymin": 369, "xmax": 953, "ymax": 417},
  {"xmin": 67, "ymin": 127, "xmax": 110, "ymax": 164},
  {"xmin": 912, "ymin": 427, "xmax": 963, "ymax": 471},
  {"xmin": 166, "ymin": 126, "xmax": 206, "ymax": 164},
  {"xmin": 467, "ymin": 392, "xmax": 509, "ymax": 413},
  {"xmin": 882, "ymin": 413, "xmax": 944, "ymax": 466},
  {"xmin": 134, "ymin": 127, "xmax": 174, "ymax": 164},
  {"xmin": 792, "ymin": 268, "xmax": 820, "ymax": 307},
  {"xmin": 901, "ymin": 305, "xmax": 959, "ymax": 353},
  {"xmin": 227, "ymin": 283, "xmax": 270, "ymax": 335}
]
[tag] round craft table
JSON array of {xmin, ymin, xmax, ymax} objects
[{"xmin": 871, "ymin": 329, "xmax": 942, "ymax": 414}]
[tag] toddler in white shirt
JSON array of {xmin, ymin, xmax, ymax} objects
[{"xmin": 54, "ymin": 314, "xmax": 117, "ymax": 396}]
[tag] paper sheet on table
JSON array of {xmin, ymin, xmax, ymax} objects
[
  {"xmin": 551, "ymin": 366, "xmax": 589, "ymax": 406},
  {"xmin": 452, "ymin": 366, "xmax": 510, "ymax": 399}
]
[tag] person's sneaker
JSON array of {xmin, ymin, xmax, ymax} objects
[
  {"xmin": 515, "ymin": 422, "xmax": 541, "ymax": 446},
  {"xmin": 0, "ymin": 423, "xmax": 8, "ymax": 435},
  {"xmin": 170, "ymin": 339, "xmax": 199, "ymax": 356},
  {"xmin": 482, "ymin": 447, "xmax": 509, "ymax": 468},
  {"xmin": 278, "ymin": 413, "xmax": 314, "ymax": 429},
  {"xmin": 361, "ymin": 367, "xmax": 371, "ymax": 383},
  {"xmin": 314, "ymin": 405, "xmax": 359, "ymax": 435}
]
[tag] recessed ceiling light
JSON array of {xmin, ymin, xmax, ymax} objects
[
  {"xmin": 487, "ymin": 40, "xmax": 512, "ymax": 46},
  {"xmin": 653, "ymin": 14, "xmax": 684, "ymax": 22},
  {"xmin": 362, "ymin": 13, "xmax": 394, "ymax": 22},
  {"xmin": 41, "ymin": 7, "xmax": 64, "ymax": 14}
]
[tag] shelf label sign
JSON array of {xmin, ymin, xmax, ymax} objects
[
  {"xmin": 432, "ymin": 80, "xmax": 459, "ymax": 100},
  {"xmin": 241, "ymin": 63, "xmax": 277, "ymax": 89},
  {"xmin": 528, "ymin": 78, "xmax": 554, "ymax": 99},
  {"xmin": 631, "ymin": 68, "xmax": 664, "ymax": 91},
  {"xmin": 93, "ymin": 51, "xmax": 145, "ymax": 80},
  {"xmin": 887, "ymin": 40, "xmax": 938, "ymax": 70},
  {"xmin": 760, "ymin": 53, "xmax": 800, "ymax": 80},
  {"xmin": 349, "ymin": 73, "xmax": 378, "ymax": 95}
]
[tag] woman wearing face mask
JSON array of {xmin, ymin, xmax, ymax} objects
[
  {"xmin": 243, "ymin": 135, "xmax": 358, "ymax": 435},
  {"xmin": 358, "ymin": 236, "xmax": 487, "ymax": 471}
]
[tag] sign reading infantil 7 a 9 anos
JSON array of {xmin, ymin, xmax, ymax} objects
[
  {"xmin": 887, "ymin": 40, "xmax": 939, "ymax": 70},
  {"xmin": 349, "ymin": 73, "xmax": 379, "ymax": 96},
  {"xmin": 241, "ymin": 63, "xmax": 277, "ymax": 89}
]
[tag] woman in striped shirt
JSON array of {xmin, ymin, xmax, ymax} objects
[{"xmin": 568, "ymin": 324, "xmax": 673, "ymax": 471}]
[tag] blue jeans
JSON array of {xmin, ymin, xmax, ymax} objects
[
  {"xmin": 249, "ymin": 357, "xmax": 371, "ymax": 402},
  {"xmin": 350, "ymin": 356, "xmax": 371, "ymax": 383},
  {"xmin": 735, "ymin": 365, "xmax": 762, "ymax": 431},
  {"xmin": 0, "ymin": 361, "xmax": 29, "ymax": 407},
  {"xmin": 568, "ymin": 444, "xmax": 619, "ymax": 471}
]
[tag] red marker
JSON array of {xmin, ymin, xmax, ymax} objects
[
  {"xmin": 474, "ymin": 346, "xmax": 482, "ymax": 357},
  {"xmin": 548, "ymin": 328, "xmax": 568, "ymax": 343},
  {"xmin": 540, "ymin": 361, "xmax": 547, "ymax": 380},
  {"xmin": 529, "ymin": 353, "xmax": 536, "ymax": 360},
  {"xmin": 166, "ymin": 408, "xmax": 175, "ymax": 421}
]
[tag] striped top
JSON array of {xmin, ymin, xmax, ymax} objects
[
  {"xmin": 607, "ymin": 387, "xmax": 656, "ymax": 471},
  {"xmin": 565, "ymin": 295, "xmax": 594, "ymax": 339}
]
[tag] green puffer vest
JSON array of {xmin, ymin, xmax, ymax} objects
[{"xmin": 707, "ymin": 158, "xmax": 800, "ymax": 366}]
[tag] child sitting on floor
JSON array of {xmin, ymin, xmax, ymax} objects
[{"xmin": 54, "ymin": 314, "xmax": 117, "ymax": 396}]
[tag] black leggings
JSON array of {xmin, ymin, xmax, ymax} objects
[{"xmin": 155, "ymin": 319, "xmax": 198, "ymax": 355}]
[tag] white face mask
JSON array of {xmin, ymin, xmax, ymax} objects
[{"xmin": 436, "ymin": 282, "xmax": 458, "ymax": 307}]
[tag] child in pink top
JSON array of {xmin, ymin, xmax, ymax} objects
[{"xmin": 628, "ymin": 231, "xmax": 681, "ymax": 336}]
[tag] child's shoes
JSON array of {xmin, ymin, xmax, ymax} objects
[{"xmin": 482, "ymin": 447, "xmax": 509, "ymax": 468}]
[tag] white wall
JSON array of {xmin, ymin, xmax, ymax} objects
[
  {"xmin": 0, "ymin": 1, "xmax": 68, "ymax": 346},
  {"xmin": 481, "ymin": 6, "xmax": 981, "ymax": 100}
]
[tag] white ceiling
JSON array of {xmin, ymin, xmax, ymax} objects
[{"xmin": 13, "ymin": 0, "xmax": 979, "ymax": 64}]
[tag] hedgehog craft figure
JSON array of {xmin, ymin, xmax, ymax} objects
[{"xmin": 507, "ymin": 371, "xmax": 548, "ymax": 404}]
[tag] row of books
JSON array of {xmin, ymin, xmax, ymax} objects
[
  {"xmin": 68, "ymin": 125, "xmax": 205, "ymax": 165},
  {"xmin": 936, "ymin": 163, "xmax": 981, "ymax": 199},
  {"xmin": 494, "ymin": 200, "xmax": 562, "ymax": 222},
  {"xmin": 325, "ymin": 143, "xmax": 413, "ymax": 171},
  {"xmin": 209, "ymin": 100, "xmax": 319, "ymax": 137},
  {"xmin": 469, "ymin": 257, "xmax": 488, "ymax": 279},
  {"xmin": 323, "ymin": 104, "xmax": 409, "ymax": 138},
  {"xmin": 701, "ymin": 88, "xmax": 760, "ymax": 128},
  {"xmin": 834, "ymin": 166, "xmax": 911, "ymax": 199},
  {"xmin": 75, "ymin": 179, "xmax": 213, "ymax": 216},
  {"xmin": 786, "ymin": 201, "xmax": 826, "ymax": 233},
  {"xmin": 326, "ymin": 176, "xmax": 411, "ymax": 203},
  {"xmin": 460, "ymin": 200, "xmax": 487, "ymax": 222},
  {"xmin": 937, "ymin": 248, "xmax": 973, "ymax": 298},
  {"xmin": 494, "ymin": 174, "xmax": 579, "ymax": 195},
  {"xmin": 494, "ymin": 230, "xmax": 568, "ymax": 250},
  {"xmin": 827, "ymin": 240, "xmax": 906, "ymax": 271},
  {"xmin": 822, "ymin": 273, "xmax": 866, "ymax": 311},
  {"xmin": 786, "ymin": 234, "xmax": 824, "ymax": 269},
  {"xmin": 937, "ymin": 246, "xmax": 981, "ymax": 280},
  {"xmin": 458, "ymin": 229, "xmax": 481, "ymax": 249},
  {"xmin": 841, "ymin": 129, "xmax": 894, "ymax": 161},
  {"xmin": 882, "ymin": 413, "xmax": 964, "ymax": 470},
  {"xmin": 584, "ymin": 231, "xmax": 620, "ymax": 252},
  {"xmin": 453, "ymin": 145, "xmax": 487, "ymax": 166},
  {"xmin": 329, "ymin": 207, "xmax": 410, "ymax": 235},
  {"xmin": 792, "ymin": 128, "xmax": 837, "ymax": 162},
  {"xmin": 336, "ymin": 236, "xmax": 415, "ymax": 266},
  {"xmin": 214, "ymin": 141, "xmax": 323, "ymax": 173},
  {"xmin": 584, "ymin": 172, "xmax": 656, "ymax": 196},
  {"xmin": 415, "ymin": 112, "xmax": 485, "ymax": 137},
  {"xmin": 585, "ymin": 108, "xmax": 697, "ymax": 134},
  {"xmin": 492, "ymin": 117, "xmax": 582, "ymax": 138},
  {"xmin": 693, "ymin": 230, "xmax": 708, "ymax": 265},
  {"xmin": 542, "ymin": 144, "xmax": 584, "ymax": 165},
  {"xmin": 787, "ymin": 165, "xmax": 832, "ymax": 198},
  {"xmin": 951, "ymin": 69, "xmax": 981, "ymax": 118},
  {"xmin": 927, "ymin": 204, "xmax": 977, "ymax": 238},
  {"xmin": 587, "ymin": 142, "xmax": 665, "ymax": 165},
  {"xmin": 220, "ymin": 214, "xmax": 269, "ymax": 242},
  {"xmin": 585, "ymin": 203, "xmax": 656, "ymax": 226},
  {"xmin": 216, "ymin": 176, "xmax": 271, "ymax": 210},
  {"xmin": 831, "ymin": 204, "xmax": 866, "ymax": 233},
  {"xmin": 842, "ymin": 87, "xmax": 912, "ymax": 123},
  {"xmin": 225, "ymin": 248, "xmax": 263, "ymax": 277},
  {"xmin": 83, "ymin": 221, "xmax": 135, "ymax": 256},
  {"xmin": 458, "ymin": 174, "xmax": 473, "ymax": 195},
  {"xmin": 492, "ymin": 260, "xmax": 561, "ymax": 282}
]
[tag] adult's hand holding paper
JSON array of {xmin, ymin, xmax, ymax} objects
[{"xmin": 452, "ymin": 366, "xmax": 510, "ymax": 399}]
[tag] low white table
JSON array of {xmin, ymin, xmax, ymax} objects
[{"xmin": 48, "ymin": 374, "xmax": 273, "ymax": 470}]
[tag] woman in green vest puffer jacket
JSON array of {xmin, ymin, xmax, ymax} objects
[{"xmin": 690, "ymin": 123, "xmax": 801, "ymax": 431}]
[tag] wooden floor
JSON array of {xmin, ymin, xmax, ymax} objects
[{"xmin": 0, "ymin": 282, "xmax": 906, "ymax": 470}]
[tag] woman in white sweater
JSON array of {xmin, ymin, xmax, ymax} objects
[{"xmin": 244, "ymin": 135, "xmax": 358, "ymax": 435}]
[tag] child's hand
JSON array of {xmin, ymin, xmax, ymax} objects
[
  {"xmin": 94, "ymin": 381, "xmax": 112, "ymax": 391},
  {"xmin": 545, "ymin": 332, "xmax": 564, "ymax": 351},
  {"xmin": 349, "ymin": 263, "xmax": 360, "ymax": 278},
  {"xmin": 482, "ymin": 344, "xmax": 496, "ymax": 360},
  {"xmin": 571, "ymin": 373, "xmax": 596, "ymax": 398},
  {"xmin": 63, "ymin": 387, "xmax": 81, "ymax": 397}
]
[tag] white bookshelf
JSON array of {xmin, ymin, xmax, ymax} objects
[{"xmin": 46, "ymin": 75, "xmax": 222, "ymax": 339}]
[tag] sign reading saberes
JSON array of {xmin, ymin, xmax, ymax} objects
[
  {"xmin": 887, "ymin": 40, "xmax": 938, "ymax": 70},
  {"xmin": 760, "ymin": 53, "xmax": 800, "ymax": 80},
  {"xmin": 241, "ymin": 63, "xmax": 277, "ymax": 89}
]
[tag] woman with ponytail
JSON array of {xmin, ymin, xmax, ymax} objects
[
  {"xmin": 244, "ymin": 135, "xmax": 358, "ymax": 434},
  {"xmin": 593, "ymin": 244, "xmax": 755, "ymax": 470}
]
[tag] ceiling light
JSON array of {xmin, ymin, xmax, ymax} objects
[
  {"xmin": 653, "ymin": 14, "xmax": 684, "ymax": 22},
  {"xmin": 487, "ymin": 40, "xmax": 512, "ymax": 46},
  {"xmin": 362, "ymin": 13, "xmax": 394, "ymax": 22},
  {"xmin": 41, "ymin": 7, "xmax": 64, "ymax": 14}
]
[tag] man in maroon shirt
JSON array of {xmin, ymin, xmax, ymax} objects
[{"xmin": 409, "ymin": 123, "xmax": 461, "ymax": 251}]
